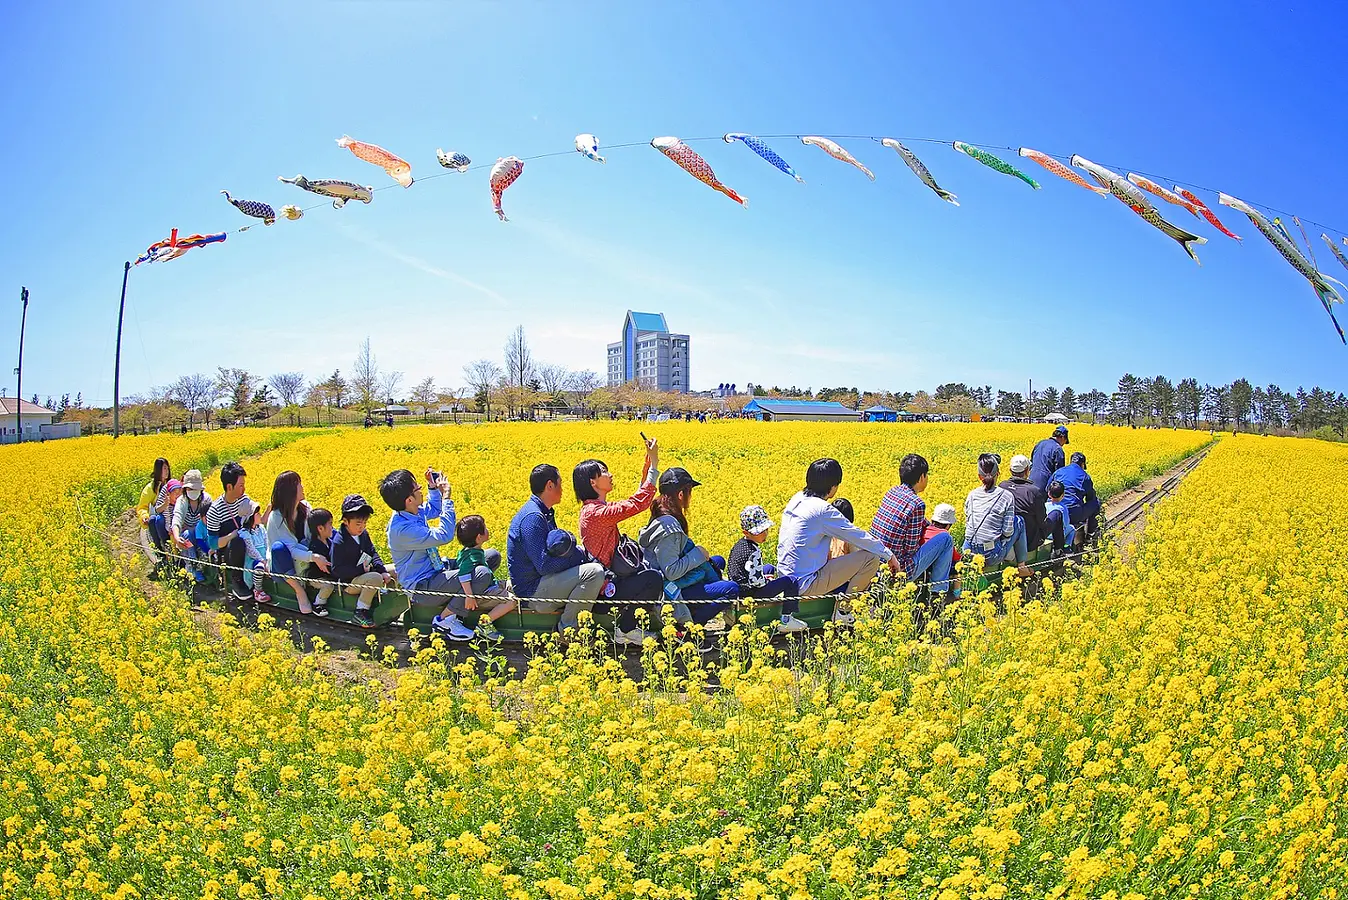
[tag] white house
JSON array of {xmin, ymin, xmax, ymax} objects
[{"xmin": 0, "ymin": 398, "xmax": 60, "ymax": 443}]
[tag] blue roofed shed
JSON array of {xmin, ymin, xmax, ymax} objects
[
  {"xmin": 742, "ymin": 398, "xmax": 860, "ymax": 422},
  {"xmin": 862, "ymin": 404, "xmax": 898, "ymax": 423}
]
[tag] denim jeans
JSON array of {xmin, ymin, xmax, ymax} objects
[
  {"xmin": 910, "ymin": 530, "xmax": 955, "ymax": 592},
  {"xmin": 679, "ymin": 578, "xmax": 739, "ymax": 624},
  {"xmin": 746, "ymin": 570, "xmax": 800, "ymax": 615},
  {"xmin": 965, "ymin": 515, "xmax": 1027, "ymax": 567}
]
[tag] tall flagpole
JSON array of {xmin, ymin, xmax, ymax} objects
[{"xmin": 113, "ymin": 261, "xmax": 130, "ymax": 438}]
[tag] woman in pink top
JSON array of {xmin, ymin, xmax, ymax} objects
[{"xmin": 573, "ymin": 437, "xmax": 662, "ymax": 646}]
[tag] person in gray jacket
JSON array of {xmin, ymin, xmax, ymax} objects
[
  {"xmin": 637, "ymin": 467, "xmax": 738, "ymax": 628},
  {"xmin": 962, "ymin": 454, "xmax": 1031, "ymax": 577}
]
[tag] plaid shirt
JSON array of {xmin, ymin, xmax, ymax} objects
[{"xmin": 870, "ymin": 484, "xmax": 927, "ymax": 576}]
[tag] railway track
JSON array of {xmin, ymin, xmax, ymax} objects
[{"xmin": 1103, "ymin": 446, "xmax": 1210, "ymax": 533}]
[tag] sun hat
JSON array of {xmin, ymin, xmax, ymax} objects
[
  {"xmin": 164, "ymin": 479, "xmax": 183, "ymax": 492},
  {"xmin": 182, "ymin": 470, "xmax": 204, "ymax": 492},
  {"xmin": 546, "ymin": 528, "xmax": 576, "ymax": 557},
  {"xmin": 740, "ymin": 504, "xmax": 772, "ymax": 535},
  {"xmin": 341, "ymin": 493, "xmax": 375, "ymax": 518},
  {"xmin": 931, "ymin": 503, "xmax": 957, "ymax": 526},
  {"xmin": 1009, "ymin": 454, "xmax": 1030, "ymax": 475}
]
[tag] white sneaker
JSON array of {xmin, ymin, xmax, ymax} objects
[
  {"xmin": 776, "ymin": 614, "xmax": 809, "ymax": 634},
  {"xmin": 614, "ymin": 628, "xmax": 655, "ymax": 648},
  {"xmin": 432, "ymin": 614, "xmax": 474, "ymax": 641},
  {"xmin": 703, "ymin": 610, "xmax": 735, "ymax": 633},
  {"xmin": 832, "ymin": 607, "xmax": 856, "ymax": 626}
]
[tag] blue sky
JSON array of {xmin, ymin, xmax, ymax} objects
[{"xmin": 2, "ymin": 0, "xmax": 1346, "ymax": 406}]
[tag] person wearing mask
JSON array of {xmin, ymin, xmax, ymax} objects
[{"xmin": 1029, "ymin": 425, "xmax": 1069, "ymax": 493}]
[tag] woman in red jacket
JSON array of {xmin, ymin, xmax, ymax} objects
[{"xmin": 574, "ymin": 436, "xmax": 662, "ymax": 647}]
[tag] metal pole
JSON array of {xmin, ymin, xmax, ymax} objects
[
  {"xmin": 15, "ymin": 287, "xmax": 28, "ymax": 443},
  {"xmin": 113, "ymin": 261, "xmax": 130, "ymax": 438}
]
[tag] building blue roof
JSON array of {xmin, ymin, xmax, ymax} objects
[
  {"xmin": 744, "ymin": 398, "xmax": 858, "ymax": 415},
  {"xmin": 627, "ymin": 311, "xmax": 669, "ymax": 333}
]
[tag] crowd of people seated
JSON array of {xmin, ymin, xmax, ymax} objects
[{"xmin": 134, "ymin": 426, "xmax": 1099, "ymax": 643}]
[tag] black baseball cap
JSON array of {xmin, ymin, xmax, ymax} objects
[
  {"xmin": 658, "ymin": 467, "xmax": 702, "ymax": 492},
  {"xmin": 341, "ymin": 493, "xmax": 375, "ymax": 518},
  {"xmin": 1053, "ymin": 425, "xmax": 1069, "ymax": 441}
]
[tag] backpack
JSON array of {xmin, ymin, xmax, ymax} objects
[{"xmin": 609, "ymin": 535, "xmax": 649, "ymax": 579}]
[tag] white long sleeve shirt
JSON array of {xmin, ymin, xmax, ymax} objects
[{"xmin": 776, "ymin": 492, "xmax": 892, "ymax": 589}]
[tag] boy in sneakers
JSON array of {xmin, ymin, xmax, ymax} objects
[
  {"xmin": 381, "ymin": 466, "xmax": 499, "ymax": 642},
  {"xmin": 303, "ymin": 508, "xmax": 336, "ymax": 617},
  {"xmin": 450, "ymin": 515, "xmax": 516, "ymax": 641},
  {"xmin": 330, "ymin": 494, "xmax": 394, "ymax": 628},
  {"xmin": 728, "ymin": 505, "xmax": 805, "ymax": 633}
]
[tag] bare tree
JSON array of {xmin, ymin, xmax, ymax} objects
[
  {"xmin": 379, "ymin": 369, "xmax": 404, "ymax": 406},
  {"xmin": 268, "ymin": 372, "xmax": 306, "ymax": 408},
  {"xmin": 352, "ymin": 338, "xmax": 380, "ymax": 414},
  {"xmin": 503, "ymin": 325, "xmax": 535, "ymax": 389},
  {"xmin": 537, "ymin": 363, "xmax": 570, "ymax": 395},
  {"xmin": 170, "ymin": 372, "xmax": 218, "ymax": 429},
  {"xmin": 463, "ymin": 359, "xmax": 502, "ymax": 420},
  {"xmin": 566, "ymin": 369, "xmax": 601, "ymax": 394},
  {"xmin": 410, "ymin": 376, "xmax": 437, "ymax": 412}
]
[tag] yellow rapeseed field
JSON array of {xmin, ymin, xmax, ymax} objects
[{"xmin": 2, "ymin": 423, "xmax": 1344, "ymax": 899}]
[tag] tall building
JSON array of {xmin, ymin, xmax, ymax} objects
[{"xmin": 606, "ymin": 311, "xmax": 690, "ymax": 392}]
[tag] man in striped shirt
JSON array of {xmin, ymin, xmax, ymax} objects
[{"xmin": 205, "ymin": 461, "xmax": 252, "ymax": 600}]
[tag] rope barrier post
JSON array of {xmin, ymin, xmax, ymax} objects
[{"xmin": 113, "ymin": 261, "xmax": 130, "ymax": 439}]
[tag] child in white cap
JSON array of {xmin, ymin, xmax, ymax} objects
[
  {"xmin": 728, "ymin": 505, "xmax": 806, "ymax": 633},
  {"xmin": 922, "ymin": 503, "xmax": 962, "ymax": 597}
]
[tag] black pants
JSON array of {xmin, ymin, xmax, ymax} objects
[
  {"xmin": 598, "ymin": 569, "xmax": 663, "ymax": 632},
  {"xmin": 223, "ymin": 534, "xmax": 249, "ymax": 598}
]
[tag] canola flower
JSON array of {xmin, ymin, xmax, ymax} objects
[{"xmin": 1, "ymin": 424, "xmax": 1343, "ymax": 899}]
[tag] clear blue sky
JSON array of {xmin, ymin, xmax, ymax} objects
[{"xmin": 2, "ymin": 0, "xmax": 1346, "ymax": 406}]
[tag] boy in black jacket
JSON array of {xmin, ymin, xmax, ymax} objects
[
  {"xmin": 304, "ymin": 508, "xmax": 337, "ymax": 616},
  {"xmin": 330, "ymin": 494, "xmax": 393, "ymax": 627}
]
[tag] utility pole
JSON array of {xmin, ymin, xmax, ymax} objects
[
  {"xmin": 1027, "ymin": 377, "xmax": 1033, "ymax": 420},
  {"xmin": 15, "ymin": 287, "xmax": 28, "ymax": 443},
  {"xmin": 113, "ymin": 261, "xmax": 129, "ymax": 438}
]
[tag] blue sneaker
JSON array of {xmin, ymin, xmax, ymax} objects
[
  {"xmin": 192, "ymin": 570, "xmax": 206, "ymax": 584},
  {"xmin": 432, "ymin": 614, "xmax": 474, "ymax": 641}
]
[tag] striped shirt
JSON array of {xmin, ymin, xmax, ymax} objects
[
  {"xmin": 154, "ymin": 484, "xmax": 174, "ymax": 516},
  {"xmin": 206, "ymin": 493, "xmax": 253, "ymax": 538},
  {"xmin": 173, "ymin": 493, "xmax": 212, "ymax": 537}
]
